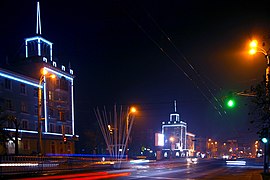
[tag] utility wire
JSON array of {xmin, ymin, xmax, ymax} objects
[{"xmin": 127, "ymin": 12, "xmax": 224, "ymax": 117}]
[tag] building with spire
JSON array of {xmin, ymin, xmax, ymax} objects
[
  {"xmin": 0, "ymin": 2, "xmax": 78, "ymax": 155},
  {"xmin": 161, "ymin": 100, "xmax": 195, "ymax": 158}
]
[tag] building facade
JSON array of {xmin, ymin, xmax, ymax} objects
[
  {"xmin": 0, "ymin": 2, "xmax": 78, "ymax": 155},
  {"xmin": 161, "ymin": 100, "xmax": 195, "ymax": 158}
]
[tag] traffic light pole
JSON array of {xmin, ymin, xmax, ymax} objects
[
  {"xmin": 264, "ymin": 55, "xmax": 270, "ymax": 174},
  {"xmin": 264, "ymin": 142, "xmax": 269, "ymax": 173}
]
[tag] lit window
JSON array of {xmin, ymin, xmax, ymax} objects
[
  {"xmin": 48, "ymin": 91, "xmax": 53, "ymax": 100},
  {"xmin": 59, "ymin": 111, "xmax": 65, "ymax": 121}
]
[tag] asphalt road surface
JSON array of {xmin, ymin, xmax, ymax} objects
[{"xmin": 17, "ymin": 158, "xmax": 264, "ymax": 179}]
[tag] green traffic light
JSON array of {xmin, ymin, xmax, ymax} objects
[
  {"xmin": 262, "ymin": 137, "xmax": 268, "ymax": 144},
  {"xmin": 227, "ymin": 99, "xmax": 235, "ymax": 108}
]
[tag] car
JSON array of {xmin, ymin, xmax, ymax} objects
[{"xmin": 187, "ymin": 156, "xmax": 198, "ymax": 164}]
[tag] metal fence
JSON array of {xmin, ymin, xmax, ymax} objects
[{"xmin": 0, "ymin": 155, "xmax": 113, "ymax": 176}]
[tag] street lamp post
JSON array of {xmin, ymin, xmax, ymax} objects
[
  {"xmin": 37, "ymin": 68, "xmax": 55, "ymax": 155},
  {"xmin": 249, "ymin": 40, "xmax": 270, "ymax": 173},
  {"xmin": 126, "ymin": 107, "xmax": 136, "ymax": 158}
]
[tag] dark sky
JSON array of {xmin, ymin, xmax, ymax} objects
[{"xmin": 1, "ymin": 0, "xmax": 270, "ymax": 145}]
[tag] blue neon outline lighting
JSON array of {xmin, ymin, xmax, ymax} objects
[
  {"xmin": 43, "ymin": 67, "xmax": 75, "ymax": 135},
  {"xmin": 4, "ymin": 128, "xmax": 78, "ymax": 137},
  {"xmin": 38, "ymin": 38, "xmax": 41, "ymax": 56},
  {"xmin": 25, "ymin": 36, "xmax": 53, "ymax": 46},
  {"xmin": 43, "ymin": 57, "xmax": 47, "ymax": 62},
  {"xmin": 25, "ymin": 41, "xmax": 28, "ymax": 58},
  {"xmin": 44, "ymin": 67, "xmax": 73, "ymax": 81},
  {"xmin": 162, "ymin": 124, "xmax": 186, "ymax": 128},
  {"xmin": 71, "ymin": 80, "xmax": 75, "ymax": 135},
  {"xmin": 50, "ymin": 46, "xmax": 53, "ymax": 61},
  {"xmin": 4, "ymin": 128, "xmax": 37, "ymax": 134},
  {"xmin": 36, "ymin": 1, "xmax": 41, "ymax": 35},
  {"xmin": 0, "ymin": 72, "xmax": 42, "ymax": 88},
  {"xmin": 25, "ymin": 36, "xmax": 53, "ymax": 60},
  {"xmin": 43, "ymin": 77, "xmax": 48, "ymax": 132}
]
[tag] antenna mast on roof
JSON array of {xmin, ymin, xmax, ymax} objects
[{"xmin": 36, "ymin": 1, "xmax": 42, "ymax": 35}]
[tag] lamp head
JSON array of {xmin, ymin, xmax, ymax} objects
[
  {"xmin": 249, "ymin": 40, "xmax": 258, "ymax": 48},
  {"xmin": 249, "ymin": 40, "xmax": 258, "ymax": 55},
  {"xmin": 41, "ymin": 68, "xmax": 48, "ymax": 75},
  {"xmin": 130, "ymin": 107, "xmax": 137, "ymax": 113},
  {"xmin": 50, "ymin": 74, "xmax": 56, "ymax": 79}
]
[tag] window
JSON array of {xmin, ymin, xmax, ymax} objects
[
  {"xmin": 8, "ymin": 120, "xmax": 13, "ymax": 128},
  {"xmin": 35, "ymin": 122, "xmax": 38, "ymax": 131},
  {"xmin": 49, "ymin": 108, "xmax": 54, "ymax": 117},
  {"xmin": 5, "ymin": 99, "xmax": 12, "ymax": 110},
  {"xmin": 21, "ymin": 102, "xmax": 27, "ymax": 113},
  {"xmin": 59, "ymin": 111, "xmax": 65, "ymax": 121},
  {"xmin": 66, "ymin": 126, "xmax": 70, "ymax": 134},
  {"xmin": 48, "ymin": 91, "xmax": 53, "ymax": 100},
  {"xmin": 58, "ymin": 125, "xmax": 62, "ymax": 133},
  {"xmin": 49, "ymin": 123, "xmax": 55, "ymax": 132},
  {"xmin": 34, "ymin": 88, "xmax": 38, "ymax": 97},
  {"xmin": 4, "ymin": 79, "xmax": 11, "ymax": 90},
  {"xmin": 21, "ymin": 120, "xmax": 28, "ymax": 129},
  {"xmin": 34, "ymin": 105, "xmax": 38, "ymax": 115},
  {"xmin": 60, "ymin": 77, "xmax": 68, "ymax": 91},
  {"xmin": 23, "ymin": 140, "xmax": 29, "ymax": 150},
  {"xmin": 20, "ymin": 83, "xmax": 26, "ymax": 94}
]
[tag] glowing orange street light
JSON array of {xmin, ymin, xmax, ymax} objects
[
  {"xmin": 126, "ymin": 106, "xmax": 137, "ymax": 157},
  {"xmin": 249, "ymin": 40, "xmax": 258, "ymax": 55},
  {"xmin": 169, "ymin": 136, "xmax": 175, "ymax": 142},
  {"xmin": 130, "ymin": 107, "xmax": 137, "ymax": 113},
  {"xmin": 37, "ymin": 68, "xmax": 55, "ymax": 155},
  {"xmin": 250, "ymin": 40, "xmax": 258, "ymax": 48},
  {"xmin": 247, "ymin": 39, "xmax": 270, "ymax": 173}
]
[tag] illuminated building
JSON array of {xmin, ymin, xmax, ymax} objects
[
  {"xmin": 0, "ymin": 2, "xmax": 78, "ymax": 155},
  {"xmin": 161, "ymin": 100, "xmax": 195, "ymax": 158},
  {"xmin": 206, "ymin": 138, "xmax": 218, "ymax": 158}
]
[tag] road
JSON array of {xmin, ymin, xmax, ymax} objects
[
  {"xmin": 116, "ymin": 158, "xmax": 262, "ymax": 179},
  {"xmin": 17, "ymin": 158, "xmax": 264, "ymax": 179}
]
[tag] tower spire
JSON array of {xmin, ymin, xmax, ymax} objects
[
  {"xmin": 36, "ymin": 1, "xmax": 42, "ymax": 35},
  {"xmin": 174, "ymin": 100, "xmax": 177, "ymax": 112}
]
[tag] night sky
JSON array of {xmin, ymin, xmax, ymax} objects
[{"xmin": 1, "ymin": 0, "xmax": 270, "ymax": 147}]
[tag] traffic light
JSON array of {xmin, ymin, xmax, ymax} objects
[
  {"xmin": 262, "ymin": 137, "xmax": 268, "ymax": 144},
  {"xmin": 226, "ymin": 98, "xmax": 236, "ymax": 108},
  {"xmin": 260, "ymin": 128, "xmax": 269, "ymax": 144},
  {"xmin": 223, "ymin": 92, "xmax": 237, "ymax": 109}
]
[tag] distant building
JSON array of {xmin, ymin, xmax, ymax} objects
[
  {"xmin": 206, "ymin": 138, "xmax": 218, "ymax": 158},
  {"xmin": 161, "ymin": 100, "xmax": 195, "ymax": 158},
  {"xmin": 0, "ymin": 2, "xmax": 78, "ymax": 155}
]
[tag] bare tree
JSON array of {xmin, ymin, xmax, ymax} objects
[{"xmin": 0, "ymin": 111, "xmax": 19, "ymax": 155}]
